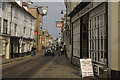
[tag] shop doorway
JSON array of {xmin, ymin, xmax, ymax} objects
[{"xmin": 81, "ymin": 14, "xmax": 89, "ymax": 58}]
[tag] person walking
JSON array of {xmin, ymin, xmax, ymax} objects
[
  {"xmin": 64, "ymin": 45, "xmax": 67, "ymax": 56},
  {"xmin": 34, "ymin": 47, "xmax": 36, "ymax": 55},
  {"xmin": 31, "ymin": 47, "xmax": 34, "ymax": 56}
]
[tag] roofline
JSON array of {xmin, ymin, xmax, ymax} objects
[
  {"xmin": 11, "ymin": 2, "xmax": 36, "ymax": 19},
  {"xmin": 68, "ymin": 2, "xmax": 90, "ymax": 17}
]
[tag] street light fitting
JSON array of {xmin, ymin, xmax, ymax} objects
[
  {"xmin": 61, "ymin": 10, "xmax": 66, "ymax": 14},
  {"xmin": 38, "ymin": 6, "xmax": 48, "ymax": 16}
]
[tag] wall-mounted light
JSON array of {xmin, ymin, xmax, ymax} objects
[
  {"xmin": 61, "ymin": 10, "xmax": 66, "ymax": 14},
  {"xmin": 38, "ymin": 6, "xmax": 48, "ymax": 16}
]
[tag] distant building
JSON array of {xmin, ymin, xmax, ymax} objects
[
  {"xmin": 28, "ymin": 5, "xmax": 43, "ymax": 52},
  {"xmin": 44, "ymin": 29, "xmax": 49, "ymax": 47},
  {"xmin": 42, "ymin": 29, "xmax": 53, "ymax": 47}
]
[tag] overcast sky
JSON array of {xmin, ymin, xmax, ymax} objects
[{"xmin": 32, "ymin": 2, "xmax": 66, "ymax": 40}]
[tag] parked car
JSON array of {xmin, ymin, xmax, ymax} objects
[{"xmin": 45, "ymin": 47, "xmax": 54, "ymax": 56}]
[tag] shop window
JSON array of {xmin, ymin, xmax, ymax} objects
[
  {"xmin": 89, "ymin": 13, "xmax": 107, "ymax": 64},
  {"xmin": 22, "ymin": 44, "xmax": 25, "ymax": 53},
  {"xmin": 13, "ymin": 44, "xmax": 18, "ymax": 53}
]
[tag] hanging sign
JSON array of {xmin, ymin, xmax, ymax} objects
[
  {"xmin": 80, "ymin": 59, "xmax": 94, "ymax": 78},
  {"xmin": 56, "ymin": 21, "xmax": 64, "ymax": 28}
]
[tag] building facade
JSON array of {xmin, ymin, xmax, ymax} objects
[
  {"xmin": 65, "ymin": 1, "xmax": 120, "ymax": 78},
  {"xmin": 44, "ymin": 29, "xmax": 49, "ymax": 47},
  {"xmin": 0, "ymin": 2, "xmax": 35, "ymax": 59},
  {"xmin": 28, "ymin": 5, "xmax": 43, "ymax": 52}
]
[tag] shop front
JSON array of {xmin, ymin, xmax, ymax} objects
[
  {"xmin": 71, "ymin": 2, "xmax": 108, "ymax": 77},
  {"xmin": 10, "ymin": 37, "xmax": 19, "ymax": 58}
]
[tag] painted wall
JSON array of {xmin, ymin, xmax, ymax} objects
[
  {"xmin": 0, "ymin": 2, "xmax": 35, "ymax": 59},
  {"xmin": 108, "ymin": 2, "xmax": 119, "ymax": 71},
  {"xmin": 11, "ymin": 4, "xmax": 34, "ymax": 39}
]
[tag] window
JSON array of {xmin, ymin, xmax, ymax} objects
[
  {"xmin": 31, "ymin": 19, "xmax": 32, "ymax": 25},
  {"xmin": 24, "ymin": 15, "xmax": 27, "ymax": 22},
  {"xmin": 0, "ymin": 18, "xmax": 1, "ymax": 33},
  {"xmin": 39, "ymin": 21, "xmax": 42, "ymax": 29},
  {"xmin": 3, "ymin": 19, "xmax": 7, "ymax": 34},
  {"xmin": 0, "ymin": 1, "xmax": 1, "ymax": 8},
  {"xmin": 2, "ymin": 2, "xmax": 6, "ymax": 10},
  {"xmin": 39, "ymin": 35, "xmax": 41, "ymax": 44},
  {"xmin": 13, "ymin": 44, "xmax": 18, "ymax": 53},
  {"xmin": 14, "ymin": 24, "xmax": 17, "ymax": 35},
  {"xmin": 24, "ymin": 27, "xmax": 26, "ymax": 34},
  {"xmin": 89, "ymin": 13, "xmax": 107, "ymax": 64},
  {"xmin": 14, "ymin": 11, "xmax": 18, "ymax": 19}
]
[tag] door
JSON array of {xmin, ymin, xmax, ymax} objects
[{"xmin": 81, "ymin": 14, "xmax": 89, "ymax": 58}]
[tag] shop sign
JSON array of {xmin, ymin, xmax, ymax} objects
[
  {"xmin": 56, "ymin": 21, "xmax": 64, "ymax": 28},
  {"xmin": 72, "ymin": 2, "xmax": 103, "ymax": 22},
  {"xmin": 80, "ymin": 59, "xmax": 94, "ymax": 78}
]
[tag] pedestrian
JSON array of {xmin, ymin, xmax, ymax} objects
[
  {"xmin": 31, "ymin": 47, "xmax": 34, "ymax": 56},
  {"xmin": 60, "ymin": 46, "xmax": 64, "ymax": 55},
  {"xmin": 64, "ymin": 45, "xmax": 66, "ymax": 56},
  {"xmin": 34, "ymin": 47, "xmax": 36, "ymax": 55}
]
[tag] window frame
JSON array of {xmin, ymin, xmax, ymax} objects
[
  {"xmin": 3, "ymin": 19, "xmax": 7, "ymax": 34},
  {"xmin": 89, "ymin": 12, "xmax": 107, "ymax": 65},
  {"xmin": 14, "ymin": 24, "xmax": 17, "ymax": 36}
]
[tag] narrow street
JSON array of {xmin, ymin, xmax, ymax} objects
[
  {"xmin": 2, "ymin": 50, "xmax": 80, "ymax": 78},
  {"xmin": 1, "ymin": 1, "xmax": 120, "ymax": 79}
]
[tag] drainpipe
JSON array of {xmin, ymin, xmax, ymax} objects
[
  {"xmin": 10, "ymin": 4, "xmax": 14, "ymax": 35},
  {"xmin": 10, "ymin": 3, "xmax": 14, "ymax": 58}
]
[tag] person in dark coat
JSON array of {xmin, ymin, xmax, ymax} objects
[
  {"xmin": 31, "ymin": 47, "xmax": 34, "ymax": 56},
  {"xmin": 34, "ymin": 47, "xmax": 36, "ymax": 55}
]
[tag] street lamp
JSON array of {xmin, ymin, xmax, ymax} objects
[
  {"xmin": 61, "ymin": 10, "xmax": 66, "ymax": 14},
  {"xmin": 38, "ymin": 6, "xmax": 48, "ymax": 16}
]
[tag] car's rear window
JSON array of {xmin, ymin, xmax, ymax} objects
[{"xmin": 47, "ymin": 47, "xmax": 52, "ymax": 50}]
